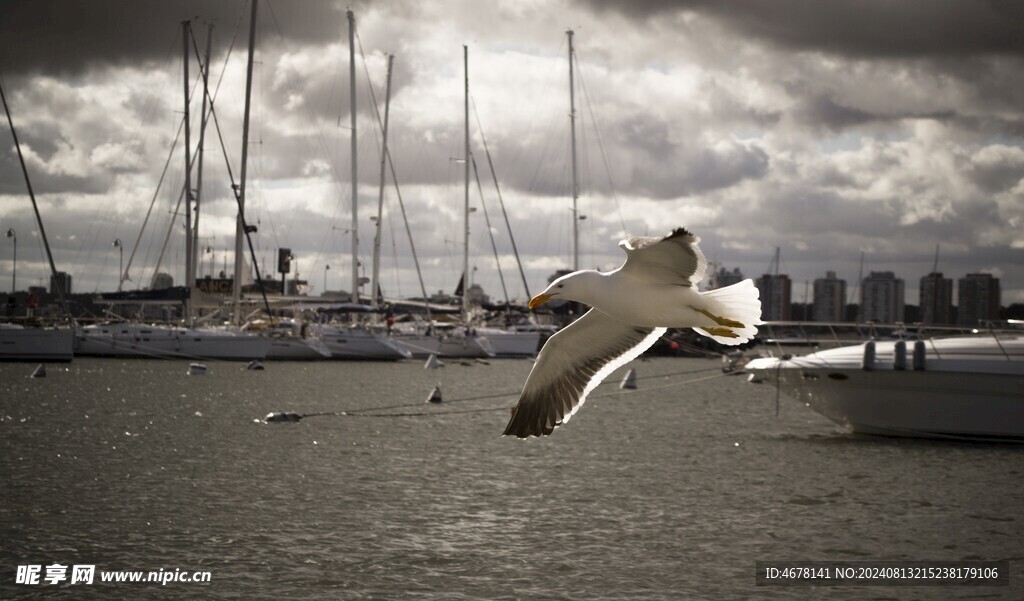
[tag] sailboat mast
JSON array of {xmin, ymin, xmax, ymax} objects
[
  {"xmin": 348, "ymin": 10, "xmax": 360, "ymax": 303},
  {"xmin": 463, "ymin": 45, "xmax": 471, "ymax": 321},
  {"xmin": 181, "ymin": 21, "xmax": 195, "ymax": 327},
  {"xmin": 567, "ymin": 29, "xmax": 580, "ymax": 272},
  {"xmin": 371, "ymin": 54, "xmax": 394, "ymax": 310},
  {"xmin": 234, "ymin": 0, "xmax": 258, "ymax": 322},
  {"xmin": 192, "ymin": 24, "xmax": 213, "ymax": 294},
  {"xmin": 0, "ymin": 76, "xmax": 72, "ymax": 321}
]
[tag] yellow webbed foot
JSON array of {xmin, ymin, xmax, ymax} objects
[{"xmin": 693, "ymin": 307, "xmax": 745, "ymax": 329}]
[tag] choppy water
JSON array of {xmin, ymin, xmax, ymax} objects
[{"xmin": 2, "ymin": 357, "xmax": 1022, "ymax": 600}]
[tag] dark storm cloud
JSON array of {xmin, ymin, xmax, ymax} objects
[
  {"xmin": 0, "ymin": 0, "xmax": 368, "ymax": 78},
  {"xmin": 967, "ymin": 145, "xmax": 1024, "ymax": 193},
  {"xmin": 793, "ymin": 94, "xmax": 958, "ymax": 131},
  {"xmin": 0, "ymin": 134, "xmax": 112, "ymax": 196},
  {"xmin": 581, "ymin": 0, "xmax": 1024, "ymax": 58},
  {"xmin": 612, "ymin": 114, "xmax": 770, "ymax": 198}
]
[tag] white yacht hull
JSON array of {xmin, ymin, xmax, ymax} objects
[
  {"xmin": 762, "ymin": 368, "xmax": 1023, "ymax": 440},
  {"xmin": 747, "ymin": 335, "xmax": 1024, "ymax": 441},
  {"xmin": 0, "ymin": 326, "xmax": 75, "ymax": 362},
  {"xmin": 392, "ymin": 333, "xmax": 495, "ymax": 358},
  {"xmin": 475, "ymin": 329, "xmax": 541, "ymax": 357},
  {"xmin": 76, "ymin": 324, "xmax": 270, "ymax": 360},
  {"xmin": 314, "ymin": 325, "xmax": 411, "ymax": 360},
  {"xmin": 264, "ymin": 337, "xmax": 332, "ymax": 360}
]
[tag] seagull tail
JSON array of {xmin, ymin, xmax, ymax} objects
[{"xmin": 692, "ymin": 279, "xmax": 763, "ymax": 346}]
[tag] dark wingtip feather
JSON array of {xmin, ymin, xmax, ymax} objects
[
  {"xmin": 502, "ymin": 392, "xmax": 559, "ymax": 438},
  {"xmin": 666, "ymin": 227, "xmax": 695, "ymax": 240}
]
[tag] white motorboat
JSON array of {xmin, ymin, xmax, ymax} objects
[
  {"xmin": 0, "ymin": 324, "xmax": 75, "ymax": 362},
  {"xmin": 746, "ymin": 333, "xmax": 1024, "ymax": 441},
  {"xmin": 75, "ymin": 322, "xmax": 271, "ymax": 360}
]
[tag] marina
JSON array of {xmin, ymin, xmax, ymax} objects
[
  {"xmin": 2, "ymin": 1, "xmax": 1024, "ymax": 597},
  {"xmin": 2, "ymin": 356, "xmax": 1022, "ymax": 599}
]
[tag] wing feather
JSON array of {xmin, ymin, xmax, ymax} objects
[
  {"xmin": 618, "ymin": 227, "xmax": 707, "ymax": 287},
  {"xmin": 502, "ymin": 309, "xmax": 666, "ymax": 438}
]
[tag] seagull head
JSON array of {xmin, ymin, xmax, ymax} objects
[{"xmin": 529, "ymin": 270, "xmax": 600, "ymax": 309}]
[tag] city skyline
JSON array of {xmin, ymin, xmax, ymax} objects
[{"xmin": 1, "ymin": 1, "xmax": 1023, "ymax": 304}]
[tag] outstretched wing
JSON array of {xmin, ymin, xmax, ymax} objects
[
  {"xmin": 618, "ymin": 227, "xmax": 707, "ymax": 287},
  {"xmin": 502, "ymin": 309, "xmax": 666, "ymax": 438}
]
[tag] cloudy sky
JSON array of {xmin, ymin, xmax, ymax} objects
[{"xmin": 1, "ymin": 0, "xmax": 1023, "ymax": 308}]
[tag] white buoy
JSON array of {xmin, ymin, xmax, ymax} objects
[
  {"xmin": 188, "ymin": 363, "xmax": 208, "ymax": 375},
  {"xmin": 31, "ymin": 364, "xmax": 46, "ymax": 378},
  {"xmin": 426, "ymin": 384, "xmax": 443, "ymax": 404},
  {"xmin": 620, "ymin": 368, "xmax": 637, "ymax": 390},
  {"xmin": 424, "ymin": 354, "xmax": 443, "ymax": 369},
  {"xmin": 246, "ymin": 360, "xmax": 265, "ymax": 371}
]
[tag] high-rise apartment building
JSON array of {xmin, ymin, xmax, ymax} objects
[
  {"xmin": 812, "ymin": 271, "xmax": 846, "ymax": 322},
  {"xmin": 958, "ymin": 273, "xmax": 1000, "ymax": 326},
  {"xmin": 756, "ymin": 273, "xmax": 792, "ymax": 321},
  {"xmin": 860, "ymin": 271, "xmax": 904, "ymax": 323},
  {"xmin": 919, "ymin": 272, "xmax": 953, "ymax": 324}
]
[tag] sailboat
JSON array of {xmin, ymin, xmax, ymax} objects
[
  {"xmin": 385, "ymin": 47, "xmax": 500, "ymax": 359},
  {"xmin": 0, "ymin": 73, "xmax": 75, "ymax": 361},
  {"xmin": 304, "ymin": 9, "xmax": 411, "ymax": 361},
  {"xmin": 76, "ymin": 17, "xmax": 269, "ymax": 361}
]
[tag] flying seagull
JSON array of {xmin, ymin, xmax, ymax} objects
[{"xmin": 503, "ymin": 228, "xmax": 762, "ymax": 438}]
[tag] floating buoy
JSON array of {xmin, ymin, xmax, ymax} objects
[
  {"xmin": 424, "ymin": 354, "xmax": 443, "ymax": 369},
  {"xmin": 265, "ymin": 411, "xmax": 302, "ymax": 423},
  {"xmin": 30, "ymin": 364, "xmax": 46, "ymax": 378},
  {"xmin": 620, "ymin": 368, "xmax": 637, "ymax": 390},
  {"xmin": 246, "ymin": 360, "xmax": 265, "ymax": 371},
  {"xmin": 188, "ymin": 363, "xmax": 208, "ymax": 375},
  {"xmin": 426, "ymin": 384, "xmax": 443, "ymax": 404}
]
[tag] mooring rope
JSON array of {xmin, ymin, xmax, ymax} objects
[{"xmin": 275, "ymin": 366, "xmax": 729, "ymax": 421}]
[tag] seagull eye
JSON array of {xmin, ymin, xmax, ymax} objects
[{"xmin": 556, "ymin": 284, "xmax": 564, "ymax": 289}]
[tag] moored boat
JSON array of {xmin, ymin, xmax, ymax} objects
[
  {"xmin": 75, "ymin": 322, "xmax": 270, "ymax": 360},
  {"xmin": 0, "ymin": 323, "xmax": 74, "ymax": 362},
  {"xmin": 746, "ymin": 331, "xmax": 1024, "ymax": 441}
]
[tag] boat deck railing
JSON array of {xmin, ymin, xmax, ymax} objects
[{"xmin": 759, "ymin": 320, "xmax": 1023, "ymax": 361}]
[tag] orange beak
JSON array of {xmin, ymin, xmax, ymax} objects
[{"xmin": 529, "ymin": 293, "xmax": 554, "ymax": 310}]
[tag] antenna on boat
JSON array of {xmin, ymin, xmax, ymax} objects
[{"xmin": 932, "ymin": 244, "xmax": 940, "ymax": 273}]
